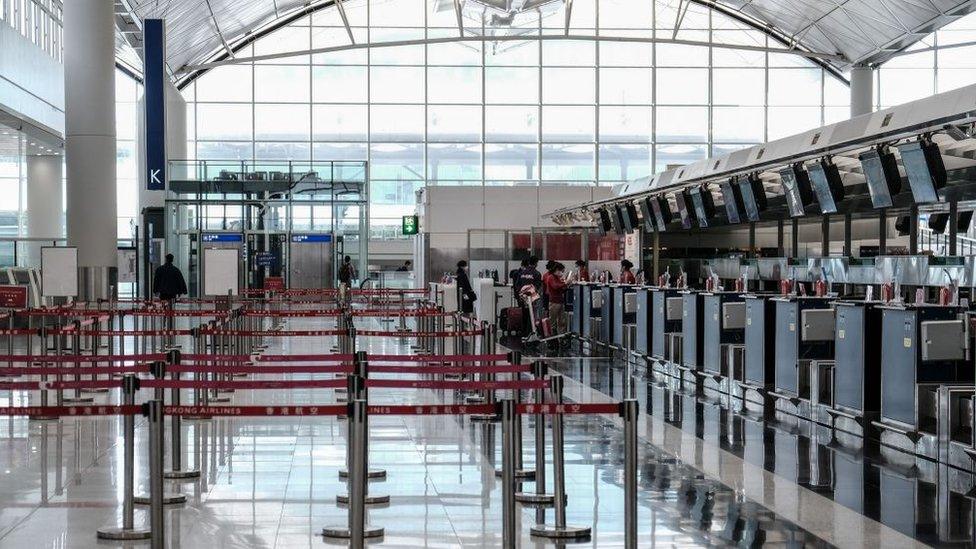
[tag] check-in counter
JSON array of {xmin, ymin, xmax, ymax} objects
[
  {"xmin": 876, "ymin": 304, "xmax": 971, "ymax": 461},
  {"xmin": 570, "ymin": 284, "xmax": 586, "ymax": 336},
  {"xmin": 741, "ymin": 295, "xmax": 777, "ymax": 410},
  {"xmin": 611, "ymin": 285, "xmax": 637, "ymax": 350},
  {"xmin": 599, "ymin": 284, "xmax": 614, "ymax": 344},
  {"xmin": 770, "ymin": 296, "xmax": 835, "ymax": 417},
  {"xmin": 826, "ymin": 301, "xmax": 885, "ymax": 436},
  {"xmin": 651, "ymin": 288, "xmax": 684, "ymax": 366},
  {"xmin": 576, "ymin": 283, "xmax": 603, "ymax": 341},
  {"xmin": 680, "ymin": 291, "xmax": 705, "ymax": 374},
  {"xmin": 634, "ymin": 287, "xmax": 654, "ymax": 357},
  {"xmin": 701, "ymin": 292, "xmax": 746, "ymax": 383}
]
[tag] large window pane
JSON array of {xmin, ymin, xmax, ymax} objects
[
  {"xmin": 542, "ymin": 67, "xmax": 595, "ymax": 104},
  {"xmin": 370, "ymin": 66, "xmax": 425, "ymax": 103},
  {"xmin": 656, "ymin": 68, "xmax": 708, "ymax": 104},
  {"xmin": 255, "ymin": 104, "xmax": 310, "ymax": 141},
  {"xmin": 427, "ymin": 144, "xmax": 482, "ymax": 184},
  {"xmin": 486, "ymin": 144, "xmax": 538, "ymax": 181},
  {"xmin": 599, "ymin": 106, "xmax": 652, "ymax": 143},
  {"xmin": 712, "ymin": 106, "xmax": 765, "ymax": 142},
  {"xmin": 428, "ymin": 105, "xmax": 482, "ymax": 142},
  {"xmin": 768, "ymin": 68, "xmax": 822, "ymax": 106},
  {"xmin": 370, "ymin": 143, "xmax": 424, "ymax": 180},
  {"xmin": 370, "ymin": 104, "xmax": 425, "ymax": 141},
  {"xmin": 542, "ymin": 40, "xmax": 595, "ymax": 66},
  {"xmin": 767, "ymin": 107, "xmax": 821, "ymax": 140},
  {"xmin": 599, "ymin": 67, "xmax": 652, "ymax": 104},
  {"xmin": 542, "ymin": 144, "xmax": 595, "ymax": 182},
  {"xmin": 255, "ymin": 66, "xmax": 311, "ymax": 103},
  {"xmin": 428, "ymin": 66, "xmax": 482, "ymax": 103},
  {"xmin": 599, "ymin": 144, "xmax": 652, "ymax": 182},
  {"xmin": 486, "ymin": 67, "xmax": 539, "ymax": 104},
  {"xmin": 543, "ymin": 106, "xmax": 595, "ymax": 142},
  {"xmin": 312, "ymin": 104, "xmax": 368, "ymax": 141},
  {"xmin": 656, "ymin": 106, "xmax": 707, "ymax": 143},
  {"xmin": 486, "ymin": 105, "xmax": 538, "ymax": 142},
  {"xmin": 196, "ymin": 104, "xmax": 252, "ymax": 140},
  {"xmin": 312, "ymin": 66, "xmax": 367, "ymax": 103},
  {"xmin": 655, "ymin": 143, "xmax": 706, "ymax": 173},
  {"xmin": 712, "ymin": 68, "xmax": 764, "ymax": 106},
  {"xmin": 196, "ymin": 65, "xmax": 253, "ymax": 102}
]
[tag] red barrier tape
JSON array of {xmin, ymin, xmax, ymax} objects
[
  {"xmin": 365, "ymin": 379, "xmax": 547, "ymax": 391},
  {"xmin": 0, "ymin": 405, "xmax": 143, "ymax": 417},
  {"xmin": 198, "ymin": 330, "xmax": 344, "ymax": 337},
  {"xmin": 0, "ymin": 353, "xmax": 166, "ymax": 363},
  {"xmin": 355, "ymin": 329, "xmax": 484, "ymax": 338},
  {"xmin": 0, "ymin": 365, "xmax": 147, "ymax": 376},
  {"xmin": 0, "ymin": 380, "xmax": 122, "ymax": 391},
  {"xmin": 183, "ymin": 353, "xmax": 353, "ymax": 363},
  {"xmin": 169, "ymin": 365, "xmax": 354, "ymax": 375},
  {"xmin": 141, "ymin": 379, "xmax": 346, "ymax": 390},
  {"xmin": 370, "ymin": 354, "xmax": 509, "ymax": 363},
  {"xmin": 369, "ymin": 364, "xmax": 530, "ymax": 375},
  {"xmin": 366, "ymin": 404, "xmax": 496, "ymax": 415}
]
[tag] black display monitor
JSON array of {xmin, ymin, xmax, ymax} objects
[
  {"xmin": 808, "ymin": 159, "xmax": 845, "ymax": 214},
  {"xmin": 928, "ymin": 213, "xmax": 949, "ymax": 233},
  {"xmin": 619, "ymin": 202, "xmax": 639, "ymax": 233},
  {"xmin": 859, "ymin": 147, "xmax": 902, "ymax": 209},
  {"xmin": 650, "ymin": 196, "xmax": 674, "ymax": 230},
  {"xmin": 738, "ymin": 175, "xmax": 767, "ymax": 222},
  {"xmin": 897, "ymin": 139, "xmax": 946, "ymax": 204},
  {"xmin": 638, "ymin": 198, "xmax": 656, "ymax": 232},
  {"xmin": 689, "ymin": 187, "xmax": 716, "ymax": 229},
  {"xmin": 960, "ymin": 211, "xmax": 974, "ymax": 233},
  {"xmin": 674, "ymin": 190, "xmax": 697, "ymax": 230},
  {"xmin": 610, "ymin": 206, "xmax": 625, "ymax": 235},
  {"xmin": 598, "ymin": 208, "xmax": 613, "ymax": 234},
  {"xmin": 720, "ymin": 179, "xmax": 745, "ymax": 224},
  {"xmin": 779, "ymin": 164, "xmax": 813, "ymax": 217}
]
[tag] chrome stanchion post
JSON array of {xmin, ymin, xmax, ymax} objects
[
  {"xmin": 147, "ymin": 399, "xmax": 165, "ymax": 549},
  {"xmin": 97, "ymin": 375, "xmax": 151, "ymax": 540},
  {"xmin": 496, "ymin": 382, "xmax": 533, "ymax": 479},
  {"xmin": 135, "ymin": 361, "xmax": 187, "ymax": 506},
  {"xmin": 516, "ymin": 361, "xmax": 554, "ymax": 505},
  {"xmin": 530, "ymin": 374, "xmax": 591, "ymax": 540},
  {"xmin": 164, "ymin": 350, "xmax": 199, "ymax": 479},
  {"xmin": 323, "ymin": 399, "xmax": 384, "ymax": 541},
  {"xmin": 623, "ymin": 399, "xmax": 639, "ymax": 549},
  {"xmin": 340, "ymin": 353, "xmax": 386, "ymax": 480},
  {"xmin": 500, "ymin": 399, "xmax": 517, "ymax": 547},
  {"xmin": 337, "ymin": 374, "xmax": 388, "ymax": 503}
]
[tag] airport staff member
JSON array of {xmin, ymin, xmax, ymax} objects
[
  {"xmin": 456, "ymin": 260, "xmax": 477, "ymax": 314},
  {"xmin": 575, "ymin": 259, "xmax": 590, "ymax": 282},
  {"xmin": 619, "ymin": 259, "xmax": 637, "ymax": 284},
  {"xmin": 153, "ymin": 254, "xmax": 187, "ymax": 302},
  {"xmin": 546, "ymin": 262, "xmax": 568, "ymax": 336}
]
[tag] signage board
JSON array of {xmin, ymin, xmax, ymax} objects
[
  {"xmin": 0, "ymin": 285, "xmax": 28, "ymax": 308},
  {"xmin": 144, "ymin": 19, "xmax": 167, "ymax": 191},
  {"xmin": 291, "ymin": 234, "xmax": 333, "ymax": 243},
  {"xmin": 264, "ymin": 276, "xmax": 285, "ymax": 290},
  {"xmin": 402, "ymin": 215, "xmax": 419, "ymax": 236}
]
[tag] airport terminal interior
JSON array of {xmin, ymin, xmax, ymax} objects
[{"xmin": 12, "ymin": 0, "xmax": 976, "ymax": 548}]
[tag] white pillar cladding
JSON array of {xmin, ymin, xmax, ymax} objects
[
  {"xmin": 26, "ymin": 154, "xmax": 64, "ymax": 266},
  {"xmin": 850, "ymin": 65, "xmax": 875, "ymax": 118},
  {"xmin": 138, "ymin": 82, "xmax": 187, "ymax": 212},
  {"xmin": 63, "ymin": 0, "xmax": 117, "ymax": 299}
]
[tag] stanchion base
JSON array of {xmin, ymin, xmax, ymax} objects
[
  {"xmin": 96, "ymin": 526, "xmax": 152, "ymax": 540},
  {"xmin": 496, "ymin": 468, "xmax": 535, "ymax": 480},
  {"xmin": 530, "ymin": 524, "xmax": 591, "ymax": 539},
  {"xmin": 233, "ymin": 373, "xmax": 248, "ymax": 378},
  {"xmin": 336, "ymin": 494, "xmax": 390, "ymax": 505},
  {"xmin": 28, "ymin": 416, "xmax": 61, "ymax": 422},
  {"xmin": 133, "ymin": 492, "xmax": 187, "ymax": 505},
  {"xmin": 515, "ymin": 492, "xmax": 555, "ymax": 506},
  {"xmin": 184, "ymin": 415, "xmax": 213, "ymax": 421},
  {"xmin": 209, "ymin": 397, "xmax": 232, "ymax": 404},
  {"xmin": 164, "ymin": 469, "xmax": 201, "ymax": 480},
  {"xmin": 82, "ymin": 388, "xmax": 110, "ymax": 394},
  {"xmin": 469, "ymin": 414, "xmax": 498, "ymax": 423},
  {"xmin": 62, "ymin": 397, "xmax": 95, "ymax": 404},
  {"xmin": 339, "ymin": 468, "xmax": 386, "ymax": 479},
  {"xmin": 464, "ymin": 395, "xmax": 486, "ymax": 404},
  {"xmin": 322, "ymin": 525, "xmax": 384, "ymax": 539}
]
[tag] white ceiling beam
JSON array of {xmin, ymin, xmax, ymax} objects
[
  {"xmin": 204, "ymin": 0, "xmax": 235, "ymax": 59},
  {"xmin": 453, "ymin": 0, "xmax": 466, "ymax": 37},
  {"xmin": 672, "ymin": 0, "xmax": 690, "ymax": 40},
  {"xmin": 564, "ymin": 0, "xmax": 573, "ymax": 36},
  {"xmin": 333, "ymin": 0, "xmax": 356, "ymax": 44},
  {"xmin": 177, "ymin": 32, "xmax": 848, "ymax": 73}
]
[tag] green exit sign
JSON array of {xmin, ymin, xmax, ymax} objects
[{"xmin": 402, "ymin": 215, "xmax": 419, "ymax": 235}]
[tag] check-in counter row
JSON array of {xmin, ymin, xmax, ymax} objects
[{"xmin": 569, "ymin": 282, "xmax": 976, "ymax": 468}]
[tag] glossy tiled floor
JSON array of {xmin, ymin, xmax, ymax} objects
[{"xmin": 0, "ymin": 315, "xmax": 892, "ymax": 548}]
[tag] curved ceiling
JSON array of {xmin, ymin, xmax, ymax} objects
[{"xmin": 115, "ymin": 0, "xmax": 976, "ymax": 81}]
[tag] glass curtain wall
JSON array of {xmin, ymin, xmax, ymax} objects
[
  {"xmin": 877, "ymin": 13, "xmax": 976, "ymax": 108},
  {"xmin": 173, "ymin": 0, "xmax": 849, "ymax": 237}
]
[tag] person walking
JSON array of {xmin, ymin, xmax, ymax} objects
[
  {"xmin": 153, "ymin": 254, "xmax": 187, "ymax": 302},
  {"xmin": 456, "ymin": 260, "xmax": 477, "ymax": 315}
]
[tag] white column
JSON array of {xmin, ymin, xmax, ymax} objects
[
  {"xmin": 63, "ymin": 0, "xmax": 117, "ymax": 298},
  {"xmin": 850, "ymin": 65, "xmax": 875, "ymax": 118},
  {"xmin": 26, "ymin": 154, "xmax": 64, "ymax": 266}
]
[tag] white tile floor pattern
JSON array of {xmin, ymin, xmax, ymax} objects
[{"xmin": 0, "ymin": 315, "xmax": 834, "ymax": 548}]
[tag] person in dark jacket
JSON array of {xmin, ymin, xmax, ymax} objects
[
  {"xmin": 456, "ymin": 260, "xmax": 477, "ymax": 315},
  {"xmin": 517, "ymin": 256, "xmax": 543, "ymax": 293},
  {"xmin": 338, "ymin": 256, "xmax": 354, "ymax": 286},
  {"xmin": 153, "ymin": 254, "xmax": 187, "ymax": 301}
]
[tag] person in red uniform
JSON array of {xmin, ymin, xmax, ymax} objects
[
  {"xmin": 619, "ymin": 259, "xmax": 637, "ymax": 284},
  {"xmin": 545, "ymin": 262, "xmax": 568, "ymax": 335},
  {"xmin": 575, "ymin": 259, "xmax": 590, "ymax": 282}
]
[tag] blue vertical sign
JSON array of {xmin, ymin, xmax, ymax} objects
[{"xmin": 144, "ymin": 19, "xmax": 167, "ymax": 190}]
